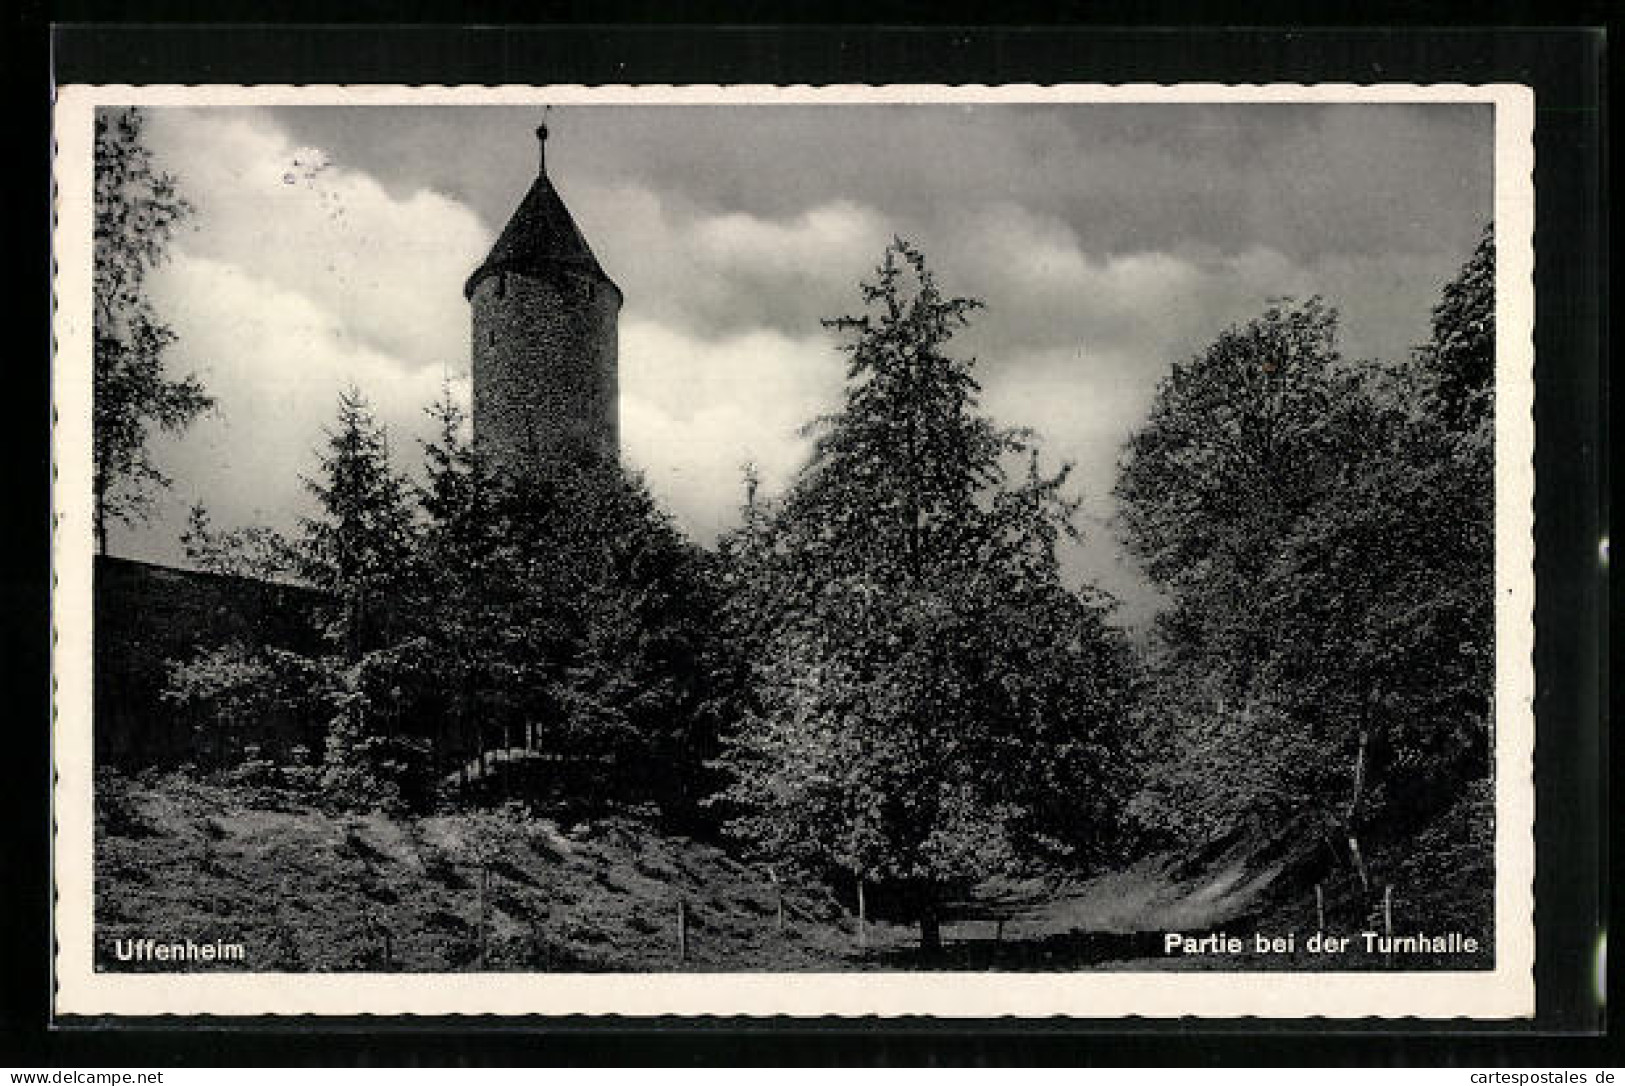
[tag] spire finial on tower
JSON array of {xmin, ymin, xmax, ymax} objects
[{"xmin": 535, "ymin": 107, "xmax": 552, "ymax": 175}]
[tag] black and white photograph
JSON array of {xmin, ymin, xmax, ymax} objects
[{"xmin": 50, "ymin": 85, "xmax": 1535, "ymax": 1018}]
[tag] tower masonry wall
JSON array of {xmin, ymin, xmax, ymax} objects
[{"xmin": 471, "ymin": 267, "xmax": 620, "ymax": 474}]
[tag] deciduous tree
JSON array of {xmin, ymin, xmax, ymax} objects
[
  {"xmin": 717, "ymin": 240, "xmax": 1136, "ymax": 950},
  {"xmin": 93, "ymin": 107, "xmax": 212, "ymax": 553},
  {"xmin": 1418, "ymin": 224, "xmax": 1494, "ymax": 432},
  {"xmin": 1118, "ymin": 232, "xmax": 1496, "ymax": 857}
]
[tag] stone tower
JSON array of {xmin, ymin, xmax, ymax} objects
[{"xmin": 465, "ymin": 124, "xmax": 621, "ymax": 474}]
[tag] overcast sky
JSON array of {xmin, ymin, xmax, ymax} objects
[{"xmin": 114, "ymin": 102, "xmax": 1493, "ymax": 627}]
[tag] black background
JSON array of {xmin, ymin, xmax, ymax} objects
[{"xmin": 5, "ymin": 4, "xmax": 1610, "ymax": 1067}]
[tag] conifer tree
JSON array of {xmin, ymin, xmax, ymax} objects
[
  {"xmin": 410, "ymin": 386, "xmax": 514, "ymax": 777},
  {"xmin": 299, "ymin": 387, "xmax": 415, "ymax": 662},
  {"xmin": 495, "ymin": 449, "xmax": 723, "ymax": 815},
  {"xmin": 295, "ymin": 389, "xmax": 425, "ymax": 809}
]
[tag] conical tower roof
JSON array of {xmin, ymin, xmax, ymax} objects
[{"xmin": 463, "ymin": 124, "xmax": 621, "ymax": 300}]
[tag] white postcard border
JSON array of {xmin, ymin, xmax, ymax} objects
[{"xmin": 51, "ymin": 82, "xmax": 1536, "ymax": 1018}]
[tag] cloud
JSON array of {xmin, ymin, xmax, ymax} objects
[
  {"xmin": 567, "ymin": 183, "xmax": 891, "ymax": 345},
  {"xmin": 472, "ymin": 103, "xmax": 1491, "ymax": 265},
  {"xmin": 143, "ymin": 108, "xmax": 490, "ymax": 374},
  {"xmin": 109, "ymin": 104, "xmax": 1491, "ymax": 630},
  {"xmin": 110, "ymin": 108, "xmax": 492, "ymax": 564},
  {"xmin": 110, "ymin": 254, "xmax": 463, "ymax": 564},
  {"xmin": 620, "ymin": 319, "xmax": 846, "ymax": 542}
]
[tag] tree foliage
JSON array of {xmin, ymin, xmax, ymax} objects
[
  {"xmin": 93, "ymin": 107, "xmax": 213, "ymax": 553},
  {"xmin": 182, "ymin": 504, "xmax": 298, "ymax": 585},
  {"xmin": 715, "ymin": 240, "xmax": 1137, "ymax": 948},
  {"xmin": 405, "ymin": 389, "xmax": 726, "ymax": 816},
  {"xmin": 298, "ymin": 387, "xmax": 417, "ymax": 661},
  {"xmin": 1417, "ymin": 224, "xmax": 1495, "ymax": 431},
  {"xmin": 164, "ymin": 642, "xmax": 332, "ymax": 769},
  {"xmin": 1116, "ymin": 298, "xmax": 1359, "ymax": 692},
  {"xmin": 165, "ymin": 380, "xmax": 728, "ymax": 818},
  {"xmin": 168, "ymin": 389, "xmax": 428, "ymax": 809},
  {"xmin": 1119, "ymin": 234, "xmax": 1495, "ymax": 852}
]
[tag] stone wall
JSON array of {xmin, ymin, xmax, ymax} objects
[
  {"xmin": 470, "ymin": 266, "xmax": 620, "ymax": 475},
  {"xmin": 93, "ymin": 556, "xmax": 324, "ymax": 766}
]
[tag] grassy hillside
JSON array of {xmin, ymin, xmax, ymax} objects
[
  {"xmin": 96, "ymin": 772, "xmax": 917, "ymax": 972},
  {"xmin": 95, "ymin": 772, "xmax": 1493, "ymax": 973}
]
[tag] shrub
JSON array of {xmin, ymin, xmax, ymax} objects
[{"xmin": 320, "ymin": 713, "xmax": 434, "ymax": 815}]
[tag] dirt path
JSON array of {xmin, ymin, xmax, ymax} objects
[
  {"xmin": 956, "ymin": 852, "xmax": 1284, "ymax": 942},
  {"xmin": 1040, "ymin": 854, "xmax": 1284, "ymax": 934}
]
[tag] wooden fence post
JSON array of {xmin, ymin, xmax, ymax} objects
[
  {"xmin": 1348, "ymin": 836, "xmax": 1370, "ymax": 895},
  {"xmin": 676, "ymin": 898, "xmax": 688, "ymax": 964},
  {"xmin": 477, "ymin": 862, "xmax": 490, "ymax": 969},
  {"xmin": 1382, "ymin": 884, "xmax": 1394, "ymax": 966},
  {"xmin": 532, "ymin": 915, "xmax": 550, "ymax": 971},
  {"xmin": 1314, "ymin": 884, "xmax": 1325, "ymax": 931},
  {"xmin": 768, "ymin": 869, "xmax": 785, "ymax": 934},
  {"xmin": 857, "ymin": 877, "xmax": 868, "ymax": 949},
  {"xmin": 1347, "ymin": 727, "xmax": 1369, "ymax": 822}
]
